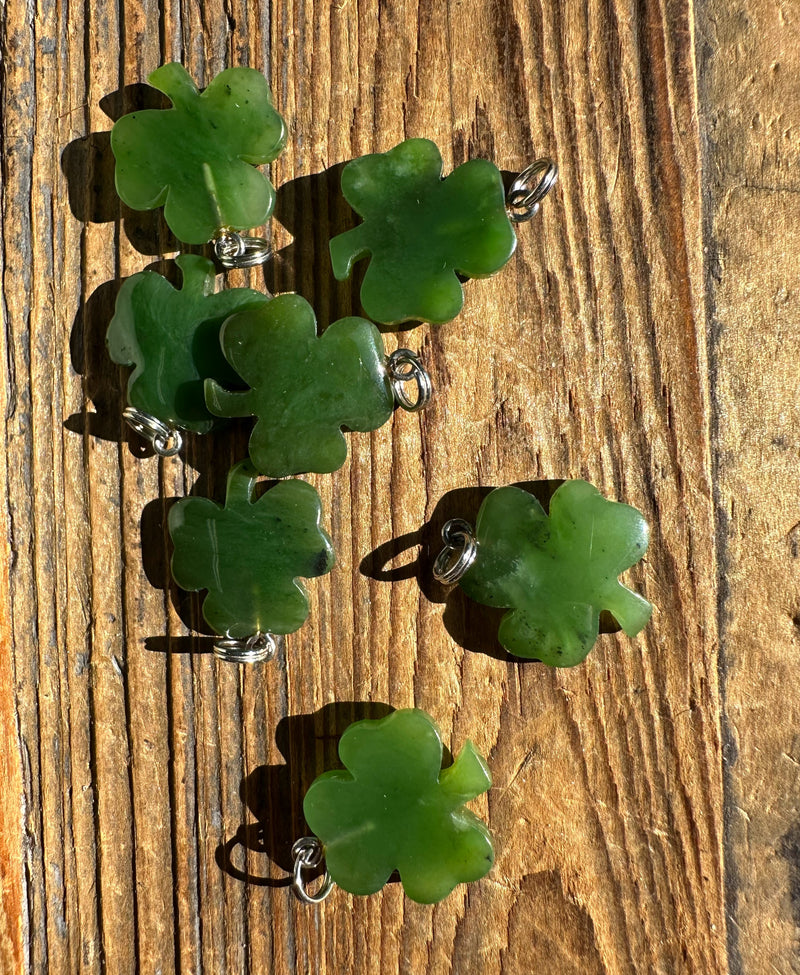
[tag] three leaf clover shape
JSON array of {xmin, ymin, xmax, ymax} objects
[
  {"xmin": 329, "ymin": 138, "xmax": 517, "ymax": 325},
  {"xmin": 204, "ymin": 294, "xmax": 395, "ymax": 476},
  {"xmin": 168, "ymin": 463, "xmax": 334, "ymax": 639},
  {"xmin": 303, "ymin": 708, "xmax": 494, "ymax": 904},
  {"xmin": 111, "ymin": 63, "xmax": 286, "ymax": 244},
  {"xmin": 459, "ymin": 481, "xmax": 652, "ymax": 666},
  {"xmin": 107, "ymin": 254, "xmax": 268, "ymax": 433}
]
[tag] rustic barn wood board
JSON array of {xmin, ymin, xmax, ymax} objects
[
  {"xmin": 0, "ymin": 0, "xmax": 797, "ymax": 971},
  {"xmin": 700, "ymin": 1, "xmax": 800, "ymax": 972}
]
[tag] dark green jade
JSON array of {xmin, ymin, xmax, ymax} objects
[
  {"xmin": 107, "ymin": 255, "xmax": 268, "ymax": 433},
  {"xmin": 303, "ymin": 708, "xmax": 493, "ymax": 904},
  {"xmin": 111, "ymin": 63, "xmax": 286, "ymax": 244},
  {"xmin": 205, "ymin": 294, "xmax": 395, "ymax": 477},
  {"xmin": 459, "ymin": 481, "xmax": 652, "ymax": 666},
  {"xmin": 168, "ymin": 463, "xmax": 334, "ymax": 639},
  {"xmin": 329, "ymin": 138, "xmax": 517, "ymax": 326}
]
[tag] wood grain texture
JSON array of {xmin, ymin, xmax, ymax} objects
[
  {"xmin": 0, "ymin": 0, "xmax": 748, "ymax": 970},
  {"xmin": 698, "ymin": 1, "xmax": 800, "ymax": 972}
]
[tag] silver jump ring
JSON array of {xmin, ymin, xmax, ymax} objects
[
  {"xmin": 506, "ymin": 159, "xmax": 558, "ymax": 223},
  {"xmin": 123, "ymin": 407, "xmax": 183, "ymax": 457},
  {"xmin": 291, "ymin": 837, "xmax": 335, "ymax": 904},
  {"xmin": 432, "ymin": 518, "xmax": 478, "ymax": 585},
  {"xmin": 386, "ymin": 349, "xmax": 433, "ymax": 413},
  {"xmin": 213, "ymin": 229, "xmax": 272, "ymax": 269},
  {"xmin": 213, "ymin": 631, "xmax": 278, "ymax": 664}
]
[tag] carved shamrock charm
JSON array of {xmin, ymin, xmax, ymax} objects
[
  {"xmin": 111, "ymin": 63, "xmax": 286, "ymax": 244},
  {"xmin": 329, "ymin": 138, "xmax": 517, "ymax": 325},
  {"xmin": 168, "ymin": 462, "xmax": 334, "ymax": 640},
  {"xmin": 107, "ymin": 254, "xmax": 268, "ymax": 434},
  {"xmin": 205, "ymin": 294, "xmax": 396, "ymax": 476},
  {"xmin": 303, "ymin": 708, "xmax": 493, "ymax": 904},
  {"xmin": 454, "ymin": 481, "xmax": 652, "ymax": 665}
]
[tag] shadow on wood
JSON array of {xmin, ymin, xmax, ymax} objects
[
  {"xmin": 215, "ymin": 701, "xmax": 396, "ymax": 888},
  {"xmin": 60, "ymin": 83, "xmax": 181, "ymax": 256},
  {"xmin": 64, "ymin": 264, "xmax": 183, "ymax": 449}
]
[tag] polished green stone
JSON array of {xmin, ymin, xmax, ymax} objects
[
  {"xmin": 168, "ymin": 463, "xmax": 334, "ymax": 639},
  {"xmin": 107, "ymin": 255, "xmax": 268, "ymax": 433},
  {"xmin": 303, "ymin": 708, "xmax": 493, "ymax": 904},
  {"xmin": 329, "ymin": 138, "xmax": 517, "ymax": 325},
  {"xmin": 111, "ymin": 63, "xmax": 286, "ymax": 244},
  {"xmin": 459, "ymin": 482, "xmax": 652, "ymax": 666},
  {"xmin": 205, "ymin": 294, "xmax": 395, "ymax": 476}
]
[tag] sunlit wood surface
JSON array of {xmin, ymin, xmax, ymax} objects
[{"xmin": 1, "ymin": 0, "xmax": 797, "ymax": 971}]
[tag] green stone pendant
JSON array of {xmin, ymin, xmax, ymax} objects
[
  {"xmin": 111, "ymin": 63, "xmax": 286, "ymax": 258},
  {"xmin": 296, "ymin": 708, "xmax": 493, "ymax": 904},
  {"xmin": 168, "ymin": 462, "xmax": 334, "ymax": 661},
  {"xmin": 434, "ymin": 481, "xmax": 652, "ymax": 666},
  {"xmin": 329, "ymin": 138, "xmax": 556, "ymax": 326},
  {"xmin": 107, "ymin": 255, "xmax": 269, "ymax": 452},
  {"xmin": 205, "ymin": 293, "xmax": 431, "ymax": 477}
]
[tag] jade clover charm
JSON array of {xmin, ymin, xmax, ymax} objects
[
  {"xmin": 168, "ymin": 463, "xmax": 334, "ymax": 641},
  {"xmin": 329, "ymin": 138, "xmax": 517, "ymax": 325},
  {"xmin": 107, "ymin": 254, "xmax": 268, "ymax": 435},
  {"xmin": 111, "ymin": 63, "xmax": 286, "ymax": 244},
  {"xmin": 205, "ymin": 294, "xmax": 420, "ymax": 477},
  {"xmin": 302, "ymin": 708, "xmax": 493, "ymax": 904},
  {"xmin": 440, "ymin": 481, "xmax": 652, "ymax": 666}
]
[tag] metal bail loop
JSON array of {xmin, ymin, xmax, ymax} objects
[
  {"xmin": 213, "ymin": 228, "xmax": 272, "ymax": 269},
  {"xmin": 432, "ymin": 518, "xmax": 478, "ymax": 585},
  {"xmin": 123, "ymin": 406, "xmax": 183, "ymax": 457},
  {"xmin": 213, "ymin": 631, "xmax": 278, "ymax": 664},
  {"xmin": 386, "ymin": 348, "xmax": 433, "ymax": 413},
  {"xmin": 506, "ymin": 159, "xmax": 558, "ymax": 224},
  {"xmin": 291, "ymin": 837, "xmax": 335, "ymax": 904}
]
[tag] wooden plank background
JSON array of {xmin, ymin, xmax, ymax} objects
[{"xmin": 0, "ymin": 0, "xmax": 797, "ymax": 971}]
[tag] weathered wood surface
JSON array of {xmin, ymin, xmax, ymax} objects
[
  {"xmin": 699, "ymin": 1, "xmax": 800, "ymax": 973},
  {"xmin": 0, "ymin": 0, "xmax": 795, "ymax": 971}
]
